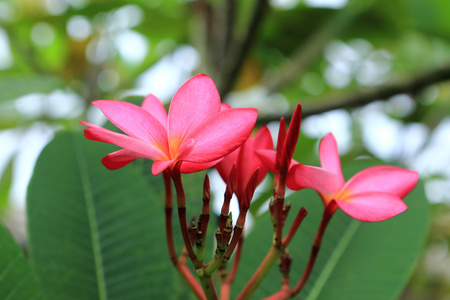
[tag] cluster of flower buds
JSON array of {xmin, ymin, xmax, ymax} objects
[{"xmin": 82, "ymin": 74, "xmax": 419, "ymax": 300}]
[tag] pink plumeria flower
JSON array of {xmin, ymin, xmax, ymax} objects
[
  {"xmin": 216, "ymin": 126, "xmax": 273, "ymax": 210},
  {"xmin": 286, "ymin": 133, "xmax": 418, "ymax": 222},
  {"xmin": 81, "ymin": 74, "xmax": 258, "ymax": 175}
]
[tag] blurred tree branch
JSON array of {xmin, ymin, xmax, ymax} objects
[
  {"xmin": 257, "ymin": 64, "xmax": 450, "ymax": 124},
  {"xmin": 193, "ymin": 0, "xmax": 269, "ymax": 96},
  {"xmin": 218, "ymin": 0, "xmax": 269, "ymax": 96},
  {"xmin": 264, "ymin": 0, "xmax": 375, "ymax": 93}
]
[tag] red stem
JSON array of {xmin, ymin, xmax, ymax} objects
[
  {"xmin": 220, "ymin": 237, "xmax": 244, "ymax": 300},
  {"xmin": 162, "ymin": 171, "xmax": 205, "ymax": 300},
  {"xmin": 282, "ymin": 207, "xmax": 308, "ymax": 247},
  {"xmin": 224, "ymin": 212, "xmax": 246, "ymax": 259},
  {"xmin": 290, "ymin": 202, "xmax": 338, "ymax": 297},
  {"xmin": 170, "ymin": 164, "xmax": 197, "ymax": 264},
  {"xmin": 274, "ymin": 197, "xmax": 284, "ymax": 248}
]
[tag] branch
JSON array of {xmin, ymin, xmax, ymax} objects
[
  {"xmin": 218, "ymin": 0, "xmax": 269, "ymax": 96},
  {"xmin": 257, "ymin": 64, "xmax": 450, "ymax": 124}
]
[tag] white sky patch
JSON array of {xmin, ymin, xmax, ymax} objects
[
  {"xmin": 425, "ymin": 180, "xmax": 450, "ymax": 204},
  {"xmin": 86, "ymin": 104, "xmax": 107, "ymax": 125},
  {"xmin": 108, "ymin": 4, "xmax": 143, "ymax": 30},
  {"xmin": 324, "ymin": 65, "xmax": 352, "ymax": 88},
  {"xmin": 323, "ymin": 39, "xmax": 391, "ymax": 88},
  {"xmin": 270, "ymin": 0, "xmax": 300, "ymax": 9},
  {"xmin": 356, "ymin": 50, "xmax": 391, "ymax": 87},
  {"xmin": 385, "ymin": 94, "xmax": 416, "ymax": 118},
  {"xmin": 15, "ymin": 94, "xmax": 46, "ymax": 119},
  {"xmin": 123, "ymin": 45, "xmax": 200, "ymax": 101},
  {"xmin": 412, "ymin": 118, "xmax": 450, "ymax": 178},
  {"xmin": 396, "ymin": 123, "xmax": 428, "ymax": 166},
  {"xmin": 67, "ymin": 15, "xmax": 92, "ymax": 41},
  {"xmin": 68, "ymin": 0, "xmax": 87, "ymax": 9},
  {"xmin": 44, "ymin": 0, "xmax": 69, "ymax": 15},
  {"xmin": 113, "ymin": 30, "xmax": 149, "ymax": 66},
  {"xmin": 85, "ymin": 36, "xmax": 110, "ymax": 65},
  {"xmin": 302, "ymin": 109, "xmax": 353, "ymax": 154},
  {"xmin": 15, "ymin": 91, "xmax": 85, "ymax": 120},
  {"xmin": 10, "ymin": 123, "xmax": 55, "ymax": 209},
  {"xmin": 45, "ymin": 90, "xmax": 85, "ymax": 119},
  {"xmin": 0, "ymin": 27, "xmax": 13, "ymax": 70},
  {"xmin": 226, "ymin": 86, "xmax": 290, "ymax": 116},
  {"xmin": 304, "ymin": 0, "xmax": 348, "ymax": 9},
  {"xmin": 0, "ymin": 130, "xmax": 20, "ymax": 178},
  {"xmin": 357, "ymin": 103, "xmax": 403, "ymax": 161}
]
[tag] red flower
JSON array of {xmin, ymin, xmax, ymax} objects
[
  {"xmin": 81, "ymin": 74, "xmax": 258, "ymax": 175},
  {"xmin": 215, "ymin": 126, "xmax": 273, "ymax": 209},
  {"xmin": 286, "ymin": 133, "xmax": 418, "ymax": 222}
]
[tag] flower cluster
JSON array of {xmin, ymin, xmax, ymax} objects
[{"xmin": 82, "ymin": 74, "xmax": 419, "ymax": 300}]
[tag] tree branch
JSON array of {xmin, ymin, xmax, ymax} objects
[
  {"xmin": 264, "ymin": 0, "xmax": 375, "ymax": 93},
  {"xmin": 257, "ymin": 64, "xmax": 450, "ymax": 124},
  {"xmin": 218, "ymin": 0, "xmax": 269, "ymax": 96}
]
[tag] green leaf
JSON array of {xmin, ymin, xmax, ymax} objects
[
  {"xmin": 0, "ymin": 76, "xmax": 64, "ymax": 103},
  {"xmin": 232, "ymin": 162, "xmax": 429, "ymax": 299},
  {"xmin": 27, "ymin": 131, "xmax": 176, "ymax": 300},
  {"xmin": 0, "ymin": 223, "xmax": 45, "ymax": 300}
]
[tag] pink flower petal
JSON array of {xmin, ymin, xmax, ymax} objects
[
  {"xmin": 221, "ymin": 103, "xmax": 232, "ymax": 111},
  {"xmin": 81, "ymin": 121, "xmax": 166, "ymax": 160},
  {"xmin": 253, "ymin": 126, "xmax": 273, "ymax": 154},
  {"xmin": 343, "ymin": 166, "xmax": 418, "ymax": 198},
  {"xmin": 216, "ymin": 148, "xmax": 239, "ymax": 184},
  {"xmin": 257, "ymin": 148, "xmax": 299, "ymax": 175},
  {"xmin": 185, "ymin": 108, "xmax": 258, "ymax": 163},
  {"xmin": 286, "ymin": 164, "xmax": 340, "ymax": 202},
  {"xmin": 93, "ymin": 100, "xmax": 169, "ymax": 151},
  {"xmin": 336, "ymin": 192, "xmax": 407, "ymax": 222},
  {"xmin": 152, "ymin": 160, "xmax": 175, "ymax": 175},
  {"xmin": 251, "ymin": 126, "xmax": 273, "ymax": 184},
  {"xmin": 174, "ymin": 138, "xmax": 195, "ymax": 160},
  {"xmin": 168, "ymin": 74, "xmax": 221, "ymax": 140},
  {"xmin": 235, "ymin": 138, "xmax": 253, "ymax": 201},
  {"xmin": 256, "ymin": 149, "xmax": 277, "ymax": 173},
  {"xmin": 217, "ymin": 126, "xmax": 272, "ymax": 202},
  {"xmin": 102, "ymin": 149, "xmax": 138, "ymax": 170},
  {"xmin": 141, "ymin": 94, "xmax": 168, "ymax": 128},
  {"xmin": 319, "ymin": 133, "xmax": 345, "ymax": 186},
  {"xmin": 181, "ymin": 160, "xmax": 222, "ymax": 173}
]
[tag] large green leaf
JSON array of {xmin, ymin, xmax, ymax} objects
[
  {"xmin": 232, "ymin": 162, "xmax": 429, "ymax": 299},
  {"xmin": 0, "ymin": 223, "xmax": 45, "ymax": 300},
  {"xmin": 27, "ymin": 131, "xmax": 175, "ymax": 300}
]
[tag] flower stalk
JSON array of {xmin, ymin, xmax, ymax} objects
[
  {"xmin": 290, "ymin": 201, "xmax": 338, "ymax": 297},
  {"xmin": 162, "ymin": 170, "xmax": 205, "ymax": 300}
]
